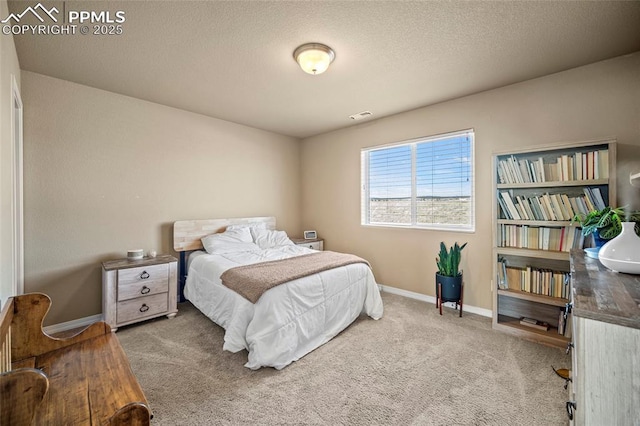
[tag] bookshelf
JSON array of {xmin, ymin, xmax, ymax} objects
[{"xmin": 492, "ymin": 139, "xmax": 617, "ymax": 347}]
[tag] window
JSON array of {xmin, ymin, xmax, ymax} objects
[{"xmin": 361, "ymin": 129, "xmax": 474, "ymax": 231}]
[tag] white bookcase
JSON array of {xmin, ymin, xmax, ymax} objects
[{"xmin": 492, "ymin": 139, "xmax": 617, "ymax": 347}]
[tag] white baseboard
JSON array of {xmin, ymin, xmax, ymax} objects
[
  {"xmin": 379, "ymin": 284, "xmax": 492, "ymax": 318},
  {"xmin": 43, "ymin": 313, "xmax": 103, "ymax": 335}
]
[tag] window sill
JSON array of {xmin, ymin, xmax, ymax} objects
[{"xmin": 361, "ymin": 223, "xmax": 475, "ymax": 233}]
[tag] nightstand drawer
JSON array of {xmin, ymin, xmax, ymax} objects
[
  {"xmin": 117, "ymin": 293, "xmax": 168, "ymax": 324},
  {"xmin": 117, "ymin": 264, "xmax": 169, "ymax": 301},
  {"xmin": 299, "ymin": 241, "xmax": 323, "ymax": 250},
  {"xmin": 118, "ymin": 263, "xmax": 168, "ymax": 286},
  {"xmin": 118, "ymin": 279, "xmax": 168, "ymax": 302},
  {"xmin": 291, "ymin": 238, "xmax": 323, "ymax": 250}
]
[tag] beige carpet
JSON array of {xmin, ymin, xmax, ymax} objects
[{"xmin": 117, "ymin": 292, "xmax": 570, "ymax": 425}]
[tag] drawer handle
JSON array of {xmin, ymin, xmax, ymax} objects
[
  {"xmin": 565, "ymin": 342, "xmax": 574, "ymax": 355},
  {"xmin": 566, "ymin": 401, "xmax": 576, "ymax": 420},
  {"xmin": 564, "ymin": 302, "xmax": 573, "ymax": 319},
  {"xmin": 140, "ymin": 271, "xmax": 150, "ymax": 280},
  {"xmin": 139, "ymin": 304, "xmax": 150, "ymax": 313},
  {"xmin": 141, "ymin": 285, "xmax": 151, "ymax": 295}
]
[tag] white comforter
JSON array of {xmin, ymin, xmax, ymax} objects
[{"xmin": 184, "ymin": 245, "xmax": 384, "ymax": 369}]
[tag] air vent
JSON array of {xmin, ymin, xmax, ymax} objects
[{"xmin": 349, "ymin": 111, "xmax": 373, "ymax": 120}]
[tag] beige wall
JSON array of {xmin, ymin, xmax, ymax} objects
[
  {"xmin": 17, "ymin": 51, "xmax": 640, "ymax": 324},
  {"xmin": 0, "ymin": 0, "xmax": 20, "ymax": 307},
  {"xmin": 22, "ymin": 71, "xmax": 301, "ymax": 325},
  {"xmin": 300, "ymin": 53, "xmax": 640, "ymax": 311}
]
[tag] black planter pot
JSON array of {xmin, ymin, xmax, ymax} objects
[{"xmin": 435, "ymin": 272, "xmax": 462, "ymax": 302}]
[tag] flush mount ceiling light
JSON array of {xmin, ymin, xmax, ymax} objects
[{"xmin": 293, "ymin": 43, "xmax": 335, "ymax": 75}]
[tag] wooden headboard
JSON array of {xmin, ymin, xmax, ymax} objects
[
  {"xmin": 173, "ymin": 216, "xmax": 276, "ymax": 301},
  {"xmin": 173, "ymin": 216, "xmax": 276, "ymax": 252}
]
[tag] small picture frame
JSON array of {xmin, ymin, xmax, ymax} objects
[{"xmin": 304, "ymin": 230, "xmax": 317, "ymax": 240}]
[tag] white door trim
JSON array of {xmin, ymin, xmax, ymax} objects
[{"xmin": 11, "ymin": 74, "xmax": 24, "ymax": 296}]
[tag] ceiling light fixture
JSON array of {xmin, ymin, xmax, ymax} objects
[{"xmin": 293, "ymin": 43, "xmax": 335, "ymax": 75}]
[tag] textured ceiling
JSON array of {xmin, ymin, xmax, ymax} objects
[{"xmin": 8, "ymin": 1, "xmax": 640, "ymax": 138}]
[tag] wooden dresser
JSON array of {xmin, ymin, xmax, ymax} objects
[
  {"xmin": 102, "ymin": 255, "xmax": 178, "ymax": 331},
  {"xmin": 569, "ymin": 249, "xmax": 640, "ymax": 425}
]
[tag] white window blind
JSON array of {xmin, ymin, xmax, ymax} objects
[{"xmin": 361, "ymin": 130, "xmax": 475, "ymax": 231}]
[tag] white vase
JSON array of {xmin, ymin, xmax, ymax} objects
[{"xmin": 598, "ymin": 222, "xmax": 640, "ymax": 274}]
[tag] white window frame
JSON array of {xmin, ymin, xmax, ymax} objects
[{"xmin": 361, "ymin": 129, "xmax": 475, "ymax": 232}]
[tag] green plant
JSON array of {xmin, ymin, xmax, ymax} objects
[
  {"xmin": 573, "ymin": 206, "xmax": 640, "ymax": 240},
  {"xmin": 436, "ymin": 242, "xmax": 467, "ymax": 277}
]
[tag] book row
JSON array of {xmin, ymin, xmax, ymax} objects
[
  {"xmin": 497, "ymin": 149, "xmax": 609, "ymax": 185},
  {"xmin": 498, "ymin": 188, "xmax": 606, "ymax": 222},
  {"xmin": 497, "ymin": 225, "xmax": 583, "ymax": 252},
  {"xmin": 518, "ymin": 311, "xmax": 571, "ymax": 336},
  {"xmin": 496, "ymin": 259, "xmax": 570, "ymax": 299},
  {"xmin": 519, "ymin": 317, "xmax": 551, "ymax": 331}
]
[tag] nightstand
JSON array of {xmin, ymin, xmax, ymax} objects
[
  {"xmin": 102, "ymin": 254, "xmax": 178, "ymax": 331},
  {"xmin": 291, "ymin": 238, "xmax": 324, "ymax": 251}
]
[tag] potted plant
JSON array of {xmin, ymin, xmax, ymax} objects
[
  {"xmin": 435, "ymin": 241, "xmax": 467, "ymax": 305},
  {"xmin": 573, "ymin": 206, "xmax": 640, "ymax": 248}
]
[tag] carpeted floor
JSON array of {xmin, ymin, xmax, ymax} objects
[{"xmin": 117, "ymin": 292, "xmax": 570, "ymax": 425}]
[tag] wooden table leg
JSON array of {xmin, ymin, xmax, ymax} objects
[
  {"xmin": 459, "ymin": 283, "xmax": 464, "ymax": 317},
  {"xmin": 438, "ymin": 283, "xmax": 442, "ymax": 316}
]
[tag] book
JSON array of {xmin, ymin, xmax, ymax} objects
[
  {"xmin": 561, "ymin": 154, "xmax": 569, "ymax": 181},
  {"xmin": 582, "ymin": 188, "xmax": 596, "ymax": 211},
  {"xmin": 563, "ymin": 311, "xmax": 573, "ymax": 337},
  {"xmin": 500, "ymin": 191, "xmax": 521, "ymax": 220},
  {"xmin": 529, "ymin": 196, "xmax": 541, "ymax": 220},
  {"xmin": 497, "ymin": 195, "xmax": 512, "ymax": 219},
  {"xmin": 522, "ymin": 196, "xmax": 536, "ymax": 220},
  {"xmin": 575, "ymin": 152, "xmax": 582, "ymax": 181},
  {"xmin": 537, "ymin": 157, "xmax": 546, "ymax": 182},
  {"xmin": 558, "ymin": 309, "xmax": 566, "ymax": 335},
  {"xmin": 599, "ymin": 150, "xmax": 609, "ymax": 179},
  {"xmin": 550, "ymin": 194, "xmax": 566, "ymax": 220},
  {"xmin": 508, "ymin": 156, "xmax": 523, "ymax": 183},
  {"xmin": 560, "ymin": 194, "xmax": 575, "ymax": 219},
  {"xmin": 505, "ymin": 266, "xmax": 523, "ymax": 291},
  {"xmin": 497, "ymin": 257, "xmax": 508, "ymax": 290},
  {"xmin": 555, "ymin": 194, "xmax": 570, "ymax": 220},
  {"xmin": 519, "ymin": 159, "xmax": 532, "ymax": 183},
  {"xmin": 515, "ymin": 196, "xmax": 530, "ymax": 220},
  {"xmin": 541, "ymin": 194, "xmax": 557, "ymax": 221},
  {"xmin": 497, "ymin": 162, "xmax": 507, "ymax": 184},
  {"xmin": 520, "ymin": 317, "xmax": 550, "ymax": 331},
  {"xmin": 591, "ymin": 187, "xmax": 606, "ymax": 211}
]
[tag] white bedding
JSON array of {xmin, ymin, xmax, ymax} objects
[{"xmin": 184, "ymin": 245, "xmax": 384, "ymax": 369}]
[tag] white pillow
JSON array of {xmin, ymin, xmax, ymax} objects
[
  {"xmin": 201, "ymin": 228, "xmax": 259, "ymax": 254},
  {"xmin": 251, "ymin": 228, "xmax": 294, "ymax": 249}
]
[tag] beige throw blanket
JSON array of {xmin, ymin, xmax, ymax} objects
[{"xmin": 220, "ymin": 251, "xmax": 370, "ymax": 303}]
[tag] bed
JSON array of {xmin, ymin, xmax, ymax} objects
[{"xmin": 173, "ymin": 217, "xmax": 384, "ymax": 370}]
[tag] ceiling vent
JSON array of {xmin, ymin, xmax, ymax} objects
[{"xmin": 349, "ymin": 111, "xmax": 373, "ymax": 120}]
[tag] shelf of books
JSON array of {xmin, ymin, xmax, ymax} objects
[{"xmin": 492, "ymin": 139, "xmax": 616, "ymax": 347}]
